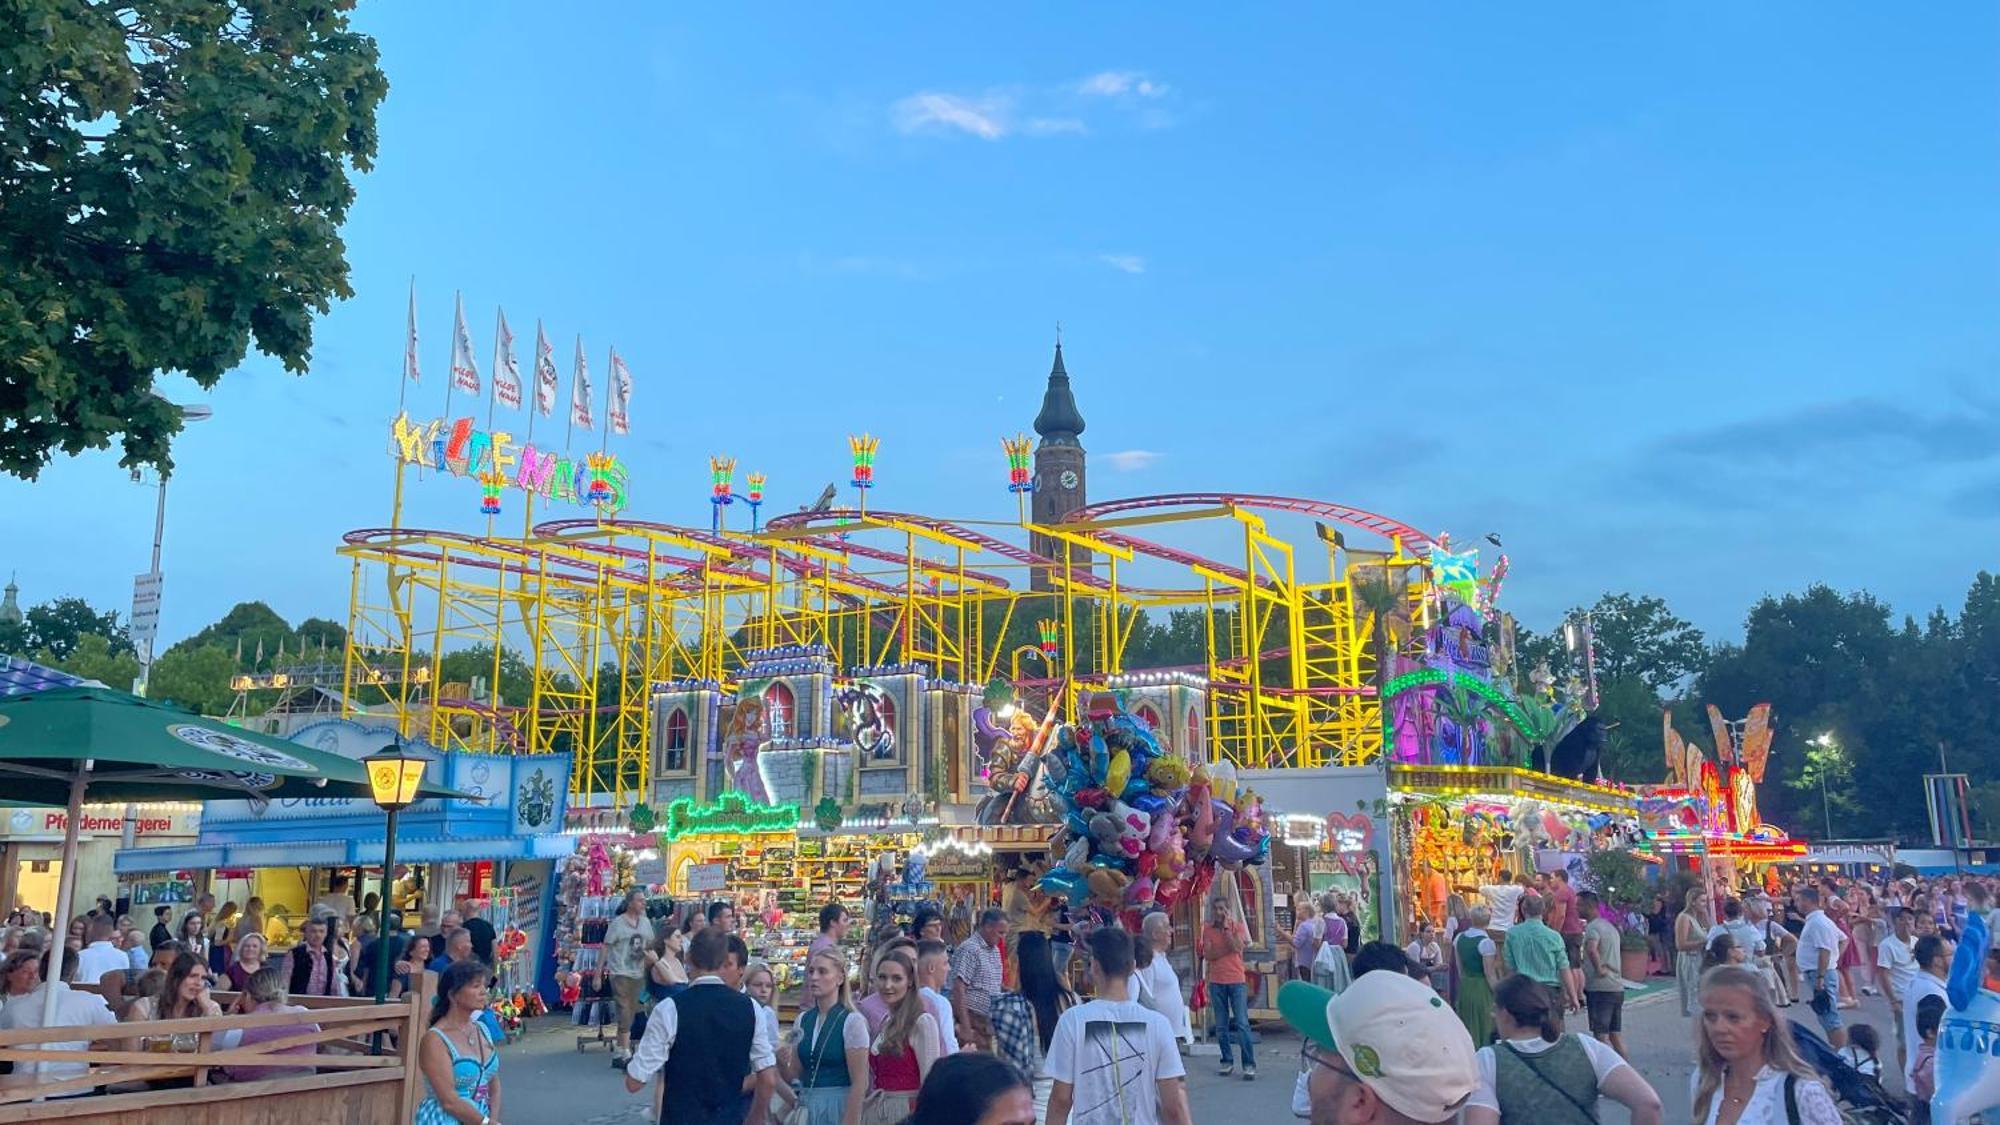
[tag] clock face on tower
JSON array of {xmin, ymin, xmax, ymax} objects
[{"xmin": 1059, "ymin": 470, "xmax": 1079, "ymax": 491}]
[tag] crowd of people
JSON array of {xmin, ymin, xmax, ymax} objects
[
  {"xmin": 598, "ymin": 890, "xmax": 1197, "ymax": 1125},
  {"xmin": 0, "ymin": 879, "xmax": 510, "ymax": 1116},
  {"xmin": 1275, "ymin": 866, "xmax": 2000, "ymax": 1125}
]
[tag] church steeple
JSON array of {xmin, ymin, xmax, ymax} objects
[
  {"xmin": 1032, "ymin": 341, "xmax": 1086, "ymax": 447},
  {"xmin": 0, "ymin": 573, "xmax": 20, "ymax": 626}
]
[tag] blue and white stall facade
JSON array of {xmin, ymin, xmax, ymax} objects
[{"xmin": 114, "ymin": 719, "xmax": 572, "ymax": 1001}]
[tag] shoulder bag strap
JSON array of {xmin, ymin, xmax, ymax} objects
[
  {"xmin": 1498, "ymin": 1041, "xmax": 1598, "ymax": 1125},
  {"xmin": 1784, "ymin": 1074, "xmax": 1801, "ymax": 1125}
]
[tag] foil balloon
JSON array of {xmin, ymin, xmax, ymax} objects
[
  {"xmin": 1188, "ymin": 782, "xmax": 1217, "ymax": 851},
  {"xmin": 1063, "ymin": 835, "xmax": 1092, "ymax": 874},
  {"xmin": 1126, "ymin": 873, "xmax": 1156, "ymax": 906},
  {"xmin": 1145, "ymin": 805, "xmax": 1177, "ymax": 851},
  {"xmin": 1147, "ymin": 757, "xmax": 1191, "ymax": 791},
  {"xmin": 1086, "ymin": 866, "xmax": 1130, "ymax": 907},
  {"xmin": 1210, "ymin": 759, "xmax": 1239, "ymax": 804},
  {"xmin": 1209, "ymin": 799, "xmax": 1259, "ymax": 866},
  {"xmin": 1037, "ymin": 868, "xmax": 1086, "ymax": 903},
  {"xmin": 1105, "ymin": 749, "xmax": 1132, "ymax": 797}
]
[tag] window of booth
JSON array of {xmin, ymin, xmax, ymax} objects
[{"xmin": 662, "ymin": 708, "xmax": 691, "ymax": 773}]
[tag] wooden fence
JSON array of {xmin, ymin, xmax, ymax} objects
[{"xmin": 0, "ymin": 975, "xmax": 434, "ymax": 1124}]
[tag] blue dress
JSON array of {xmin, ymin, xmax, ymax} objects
[{"xmin": 415, "ymin": 1024, "xmax": 499, "ymax": 1124}]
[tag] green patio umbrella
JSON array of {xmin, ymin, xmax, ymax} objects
[{"xmin": 0, "ymin": 686, "xmax": 471, "ymax": 1035}]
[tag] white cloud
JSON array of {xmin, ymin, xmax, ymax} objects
[
  {"xmin": 891, "ymin": 92, "xmax": 1011, "ymax": 139},
  {"xmin": 1098, "ymin": 253, "xmax": 1146, "ymax": 275},
  {"xmin": 1023, "ymin": 117, "xmax": 1087, "ymax": 136},
  {"xmin": 1103, "ymin": 450, "xmax": 1163, "ymax": 471},
  {"xmin": 1078, "ymin": 71, "xmax": 1169, "ymax": 99}
]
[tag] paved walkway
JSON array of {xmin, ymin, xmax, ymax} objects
[{"xmin": 491, "ymin": 973, "xmax": 1901, "ymax": 1123}]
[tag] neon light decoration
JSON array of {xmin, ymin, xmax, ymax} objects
[
  {"xmin": 1038, "ymin": 619, "xmax": 1060, "ymax": 658},
  {"xmin": 477, "ymin": 470, "xmax": 505, "ymax": 516},
  {"xmin": 1381, "ymin": 667, "xmax": 1535, "ymax": 741},
  {"xmin": 746, "ymin": 471, "xmax": 767, "ymax": 531},
  {"xmin": 390, "ymin": 412, "xmax": 629, "ymax": 512},
  {"xmin": 585, "ymin": 452, "xmax": 617, "ymax": 504},
  {"xmin": 710, "ymin": 455, "xmax": 736, "ymax": 507},
  {"xmin": 849, "ymin": 433, "xmax": 879, "ymax": 490},
  {"xmin": 660, "ymin": 792, "xmax": 801, "ymax": 842},
  {"xmin": 1003, "ymin": 434, "xmax": 1034, "ymax": 493}
]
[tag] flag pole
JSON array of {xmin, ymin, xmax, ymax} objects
[
  {"xmin": 521, "ymin": 322, "xmax": 541, "ymax": 543},
  {"xmin": 442, "ymin": 289, "xmax": 461, "ymax": 422},
  {"xmin": 484, "ymin": 308, "xmax": 504, "ymax": 538},
  {"xmin": 599, "ymin": 345, "xmax": 613, "ymax": 456},
  {"xmin": 564, "ymin": 335, "xmax": 579, "ymax": 455}
]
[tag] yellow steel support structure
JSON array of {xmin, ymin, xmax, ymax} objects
[{"xmin": 336, "ymin": 493, "xmax": 1435, "ymax": 806}]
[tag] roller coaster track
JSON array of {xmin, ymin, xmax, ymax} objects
[{"xmin": 1065, "ymin": 493, "xmax": 1440, "ymax": 555}]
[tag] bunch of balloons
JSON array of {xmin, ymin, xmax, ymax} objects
[{"xmin": 1036, "ymin": 692, "xmax": 1270, "ymax": 914}]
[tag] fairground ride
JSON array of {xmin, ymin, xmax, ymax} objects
[{"xmin": 336, "ymin": 491, "xmax": 1445, "ymax": 806}]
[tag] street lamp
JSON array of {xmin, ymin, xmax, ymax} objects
[
  {"xmin": 1810, "ymin": 732, "xmax": 1838, "ymax": 840},
  {"xmin": 364, "ymin": 740, "xmax": 428, "ymax": 1029},
  {"xmin": 133, "ymin": 398, "xmax": 213, "ymax": 696}
]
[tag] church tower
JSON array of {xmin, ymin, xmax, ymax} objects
[{"xmin": 1029, "ymin": 340, "xmax": 1089, "ymax": 591}]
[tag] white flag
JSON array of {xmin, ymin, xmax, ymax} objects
[
  {"xmin": 569, "ymin": 336, "xmax": 593, "ymax": 430},
  {"xmin": 403, "ymin": 281, "xmax": 420, "ymax": 383},
  {"xmin": 533, "ymin": 320, "xmax": 558, "ymax": 416},
  {"xmin": 449, "ymin": 291, "xmax": 481, "ymax": 395},
  {"xmin": 492, "ymin": 309, "xmax": 521, "ymax": 410},
  {"xmin": 608, "ymin": 348, "xmax": 632, "ymax": 436}
]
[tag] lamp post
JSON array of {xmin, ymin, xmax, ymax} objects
[
  {"xmin": 133, "ymin": 398, "xmax": 212, "ymax": 696},
  {"xmin": 364, "ymin": 740, "xmax": 428, "ymax": 1044},
  {"xmin": 1810, "ymin": 732, "xmax": 1838, "ymax": 840}
]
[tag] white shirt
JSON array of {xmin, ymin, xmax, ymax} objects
[
  {"xmin": 0, "ymin": 981, "xmax": 117, "ymax": 1087},
  {"xmin": 1460, "ymin": 926, "xmax": 1498, "ymax": 959},
  {"xmin": 920, "ymin": 985, "xmax": 961, "ymax": 1055},
  {"xmin": 1875, "ymin": 932, "xmax": 1917, "ymax": 1002},
  {"xmin": 626, "ymin": 976, "xmax": 779, "ymax": 1086},
  {"xmin": 1482, "ymin": 885, "xmax": 1525, "ymax": 934},
  {"xmin": 311, "ymin": 893, "xmax": 353, "ymax": 921},
  {"xmin": 1133, "ymin": 956, "xmax": 1193, "ymax": 1044},
  {"xmin": 1902, "ymin": 971, "xmax": 1949, "ymax": 1086},
  {"xmin": 1690, "ymin": 1065, "xmax": 1841, "ymax": 1125},
  {"xmin": 76, "ymin": 940, "xmax": 128, "ymax": 986},
  {"xmin": 1044, "ymin": 997, "xmax": 1186, "ymax": 1125},
  {"xmin": 1707, "ymin": 919, "xmax": 1765, "ymax": 954},
  {"xmin": 1794, "ymin": 910, "xmax": 1843, "ymax": 975},
  {"xmin": 1470, "ymin": 1033, "xmax": 1629, "ymax": 1112}
]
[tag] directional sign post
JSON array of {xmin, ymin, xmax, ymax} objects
[{"xmin": 131, "ymin": 572, "xmax": 163, "ymax": 694}]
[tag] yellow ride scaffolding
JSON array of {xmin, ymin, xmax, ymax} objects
[{"xmin": 337, "ymin": 498, "xmax": 1432, "ymax": 805}]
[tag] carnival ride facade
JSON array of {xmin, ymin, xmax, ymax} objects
[{"xmin": 1639, "ymin": 703, "xmax": 1805, "ymax": 867}]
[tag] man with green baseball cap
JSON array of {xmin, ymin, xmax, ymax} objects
[{"xmin": 1278, "ymin": 971, "xmax": 1477, "ymax": 1125}]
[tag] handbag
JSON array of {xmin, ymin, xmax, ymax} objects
[{"xmin": 782, "ymin": 1006, "xmax": 842, "ymax": 1125}]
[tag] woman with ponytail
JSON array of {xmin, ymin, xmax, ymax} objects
[
  {"xmin": 1464, "ymin": 975, "xmax": 1660, "ymax": 1125},
  {"xmin": 416, "ymin": 959, "xmax": 503, "ymax": 1125}
]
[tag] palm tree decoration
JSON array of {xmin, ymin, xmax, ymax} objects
[
  {"xmin": 1352, "ymin": 574, "xmax": 1403, "ymax": 685},
  {"xmin": 1437, "ymin": 676, "xmax": 1489, "ymax": 764}
]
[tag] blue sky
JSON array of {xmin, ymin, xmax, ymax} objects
[{"xmin": 5, "ymin": 3, "xmax": 1996, "ymax": 650}]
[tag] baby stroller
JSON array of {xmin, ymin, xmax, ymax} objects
[{"xmin": 1789, "ymin": 1023, "xmax": 1910, "ymax": 1125}]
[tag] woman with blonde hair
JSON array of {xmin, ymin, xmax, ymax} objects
[
  {"xmin": 1676, "ymin": 887, "xmax": 1712, "ymax": 1017},
  {"xmin": 779, "ymin": 948, "xmax": 868, "ymax": 1125},
  {"xmin": 1691, "ymin": 965, "xmax": 1840, "ymax": 1125},
  {"xmin": 226, "ymin": 931, "xmax": 269, "ymax": 992},
  {"xmin": 862, "ymin": 948, "xmax": 938, "ymax": 1125}
]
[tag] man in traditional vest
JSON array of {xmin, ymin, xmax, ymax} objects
[{"xmin": 626, "ymin": 926, "xmax": 776, "ymax": 1125}]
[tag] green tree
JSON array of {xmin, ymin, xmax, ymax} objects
[
  {"xmin": 146, "ymin": 642, "xmax": 238, "ymax": 715},
  {"xmin": 437, "ymin": 644, "xmax": 534, "ymax": 708},
  {"xmin": 14, "ymin": 597, "xmax": 131, "ymax": 661},
  {"xmin": 0, "ymin": 0, "xmax": 388, "ymax": 479},
  {"xmin": 41, "ymin": 632, "xmax": 140, "ymax": 688},
  {"xmin": 1788, "ymin": 733, "xmax": 1858, "ymax": 839}
]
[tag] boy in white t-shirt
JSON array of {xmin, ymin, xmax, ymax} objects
[
  {"xmin": 1046, "ymin": 927, "xmax": 1191, "ymax": 1125},
  {"xmin": 915, "ymin": 939, "xmax": 962, "ymax": 1056}
]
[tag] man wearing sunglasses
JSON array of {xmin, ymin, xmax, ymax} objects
[{"xmin": 1278, "ymin": 971, "xmax": 1477, "ymax": 1125}]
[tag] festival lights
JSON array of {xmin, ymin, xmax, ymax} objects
[
  {"xmin": 660, "ymin": 792, "xmax": 801, "ymax": 842},
  {"xmin": 710, "ymin": 455, "xmax": 736, "ymax": 507},
  {"xmin": 586, "ymin": 452, "xmax": 616, "ymax": 504},
  {"xmin": 1038, "ymin": 619, "xmax": 1060, "ymax": 658},
  {"xmin": 849, "ymin": 433, "xmax": 879, "ymax": 490},
  {"xmin": 1002, "ymin": 434, "xmax": 1034, "ymax": 493},
  {"xmin": 478, "ymin": 470, "xmax": 505, "ymax": 516}
]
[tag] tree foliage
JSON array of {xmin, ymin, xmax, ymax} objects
[
  {"xmin": 0, "ymin": 595, "xmax": 131, "ymax": 660},
  {"xmin": 0, "ymin": 0, "xmax": 388, "ymax": 478},
  {"xmin": 145, "ymin": 641, "xmax": 237, "ymax": 714},
  {"xmin": 41, "ymin": 631, "xmax": 139, "ymax": 688}
]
